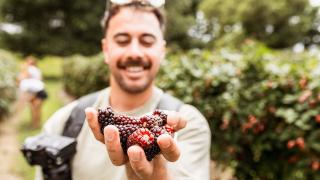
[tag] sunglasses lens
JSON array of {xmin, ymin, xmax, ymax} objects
[
  {"xmin": 109, "ymin": 0, "xmax": 165, "ymax": 8},
  {"xmin": 149, "ymin": 0, "xmax": 165, "ymax": 8},
  {"xmin": 110, "ymin": 0, "xmax": 131, "ymax": 5}
]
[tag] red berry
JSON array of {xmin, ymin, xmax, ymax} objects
[
  {"xmin": 268, "ymin": 106, "xmax": 277, "ymax": 114},
  {"xmin": 220, "ymin": 119, "xmax": 230, "ymax": 130},
  {"xmin": 296, "ymin": 137, "xmax": 305, "ymax": 150},
  {"xmin": 127, "ymin": 128, "xmax": 155, "ymax": 149},
  {"xmin": 288, "ymin": 155, "xmax": 299, "ymax": 164},
  {"xmin": 315, "ymin": 115, "xmax": 320, "ymax": 123},
  {"xmin": 248, "ymin": 115, "xmax": 257, "ymax": 124},
  {"xmin": 298, "ymin": 90, "xmax": 312, "ymax": 103},
  {"xmin": 311, "ymin": 161, "xmax": 320, "ymax": 171},
  {"xmin": 299, "ymin": 77, "xmax": 307, "ymax": 89},
  {"xmin": 287, "ymin": 140, "xmax": 296, "ymax": 149},
  {"xmin": 267, "ymin": 81, "xmax": 274, "ymax": 89},
  {"xmin": 317, "ymin": 93, "xmax": 320, "ymax": 101},
  {"xmin": 309, "ymin": 99, "xmax": 317, "ymax": 108}
]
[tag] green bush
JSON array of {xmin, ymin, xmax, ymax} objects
[
  {"xmin": 0, "ymin": 49, "xmax": 18, "ymax": 120},
  {"xmin": 62, "ymin": 42, "xmax": 320, "ymax": 179},
  {"xmin": 62, "ymin": 54, "xmax": 109, "ymax": 98}
]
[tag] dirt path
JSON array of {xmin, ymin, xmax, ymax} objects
[{"xmin": 0, "ymin": 116, "xmax": 23, "ymax": 180}]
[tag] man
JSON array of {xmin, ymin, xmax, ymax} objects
[{"xmin": 37, "ymin": 0, "xmax": 210, "ymax": 179}]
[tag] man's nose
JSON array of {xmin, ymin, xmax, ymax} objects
[{"xmin": 127, "ymin": 39, "xmax": 143, "ymax": 58}]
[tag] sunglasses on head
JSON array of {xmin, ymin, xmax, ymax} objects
[{"xmin": 109, "ymin": 0, "xmax": 165, "ymax": 8}]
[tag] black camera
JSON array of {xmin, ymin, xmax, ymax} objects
[{"xmin": 21, "ymin": 133, "xmax": 77, "ymax": 180}]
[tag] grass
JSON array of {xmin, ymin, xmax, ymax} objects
[{"xmin": 37, "ymin": 56, "xmax": 64, "ymax": 80}]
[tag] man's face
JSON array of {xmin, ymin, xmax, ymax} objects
[{"xmin": 102, "ymin": 7, "xmax": 165, "ymax": 94}]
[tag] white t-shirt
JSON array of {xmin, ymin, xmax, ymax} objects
[
  {"xmin": 19, "ymin": 79, "xmax": 44, "ymax": 93},
  {"xmin": 36, "ymin": 87, "xmax": 211, "ymax": 180},
  {"xmin": 28, "ymin": 66, "xmax": 42, "ymax": 80}
]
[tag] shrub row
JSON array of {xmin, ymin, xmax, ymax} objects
[
  {"xmin": 62, "ymin": 41, "xmax": 320, "ymax": 179},
  {"xmin": 62, "ymin": 54, "xmax": 109, "ymax": 98},
  {"xmin": 0, "ymin": 50, "xmax": 18, "ymax": 121}
]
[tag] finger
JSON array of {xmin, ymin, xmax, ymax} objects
[
  {"xmin": 104, "ymin": 125, "xmax": 127, "ymax": 166},
  {"xmin": 85, "ymin": 107, "xmax": 104, "ymax": 143},
  {"xmin": 157, "ymin": 134, "xmax": 180, "ymax": 162},
  {"xmin": 166, "ymin": 111, "xmax": 187, "ymax": 131},
  {"xmin": 127, "ymin": 145, "xmax": 153, "ymax": 179}
]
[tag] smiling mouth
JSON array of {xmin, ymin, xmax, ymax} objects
[
  {"xmin": 117, "ymin": 59, "xmax": 152, "ymax": 70},
  {"xmin": 125, "ymin": 66, "xmax": 145, "ymax": 72}
]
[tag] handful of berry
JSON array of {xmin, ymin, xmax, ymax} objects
[{"xmin": 98, "ymin": 107, "xmax": 174, "ymax": 161}]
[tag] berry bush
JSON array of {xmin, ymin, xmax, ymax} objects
[
  {"xmin": 0, "ymin": 50, "xmax": 18, "ymax": 121},
  {"xmin": 62, "ymin": 41, "xmax": 320, "ymax": 179}
]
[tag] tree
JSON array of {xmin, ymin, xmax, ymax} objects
[
  {"xmin": 199, "ymin": 0, "xmax": 317, "ymax": 48},
  {"xmin": 0, "ymin": 0, "xmax": 105, "ymax": 56},
  {"xmin": 0, "ymin": 0, "xmax": 204, "ymax": 55},
  {"xmin": 165, "ymin": 0, "xmax": 204, "ymax": 50}
]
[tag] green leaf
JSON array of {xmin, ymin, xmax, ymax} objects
[{"xmin": 275, "ymin": 108, "xmax": 298, "ymax": 124}]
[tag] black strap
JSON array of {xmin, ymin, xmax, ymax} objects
[
  {"xmin": 62, "ymin": 91, "xmax": 100, "ymax": 138},
  {"xmin": 62, "ymin": 91, "xmax": 183, "ymax": 138}
]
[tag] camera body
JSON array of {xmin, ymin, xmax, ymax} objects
[{"xmin": 21, "ymin": 133, "xmax": 77, "ymax": 180}]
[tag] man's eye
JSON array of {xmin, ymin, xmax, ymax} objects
[
  {"xmin": 140, "ymin": 36, "xmax": 155, "ymax": 46},
  {"xmin": 115, "ymin": 36, "xmax": 130, "ymax": 45}
]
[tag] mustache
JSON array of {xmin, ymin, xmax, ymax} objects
[{"xmin": 117, "ymin": 58, "xmax": 152, "ymax": 69}]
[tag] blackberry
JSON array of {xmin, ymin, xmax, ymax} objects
[
  {"xmin": 145, "ymin": 144, "xmax": 161, "ymax": 161},
  {"xmin": 116, "ymin": 124, "xmax": 139, "ymax": 152},
  {"xmin": 139, "ymin": 115, "xmax": 159, "ymax": 128},
  {"xmin": 150, "ymin": 125, "xmax": 173, "ymax": 138},
  {"xmin": 153, "ymin": 109, "xmax": 168, "ymax": 125},
  {"xmin": 97, "ymin": 106, "xmax": 174, "ymax": 161},
  {"xmin": 98, "ymin": 107, "xmax": 114, "ymax": 133}
]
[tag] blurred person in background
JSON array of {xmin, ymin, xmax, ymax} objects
[
  {"xmin": 16, "ymin": 56, "xmax": 47, "ymax": 129},
  {"xmin": 36, "ymin": 0, "xmax": 210, "ymax": 179}
]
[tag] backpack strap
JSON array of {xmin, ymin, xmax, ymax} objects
[
  {"xmin": 62, "ymin": 91, "xmax": 183, "ymax": 138},
  {"xmin": 62, "ymin": 91, "xmax": 100, "ymax": 138}
]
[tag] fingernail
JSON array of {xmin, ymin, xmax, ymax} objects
[
  {"xmin": 161, "ymin": 138, "xmax": 171, "ymax": 149},
  {"xmin": 85, "ymin": 109, "xmax": 92, "ymax": 119},
  {"xmin": 106, "ymin": 131, "xmax": 114, "ymax": 142},
  {"xmin": 131, "ymin": 149, "xmax": 141, "ymax": 162}
]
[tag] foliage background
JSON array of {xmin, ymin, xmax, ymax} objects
[
  {"xmin": 0, "ymin": 50, "xmax": 17, "ymax": 120},
  {"xmin": 1, "ymin": 0, "xmax": 319, "ymax": 55},
  {"xmin": 61, "ymin": 41, "xmax": 320, "ymax": 179},
  {"xmin": 1, "ymin": 0, "xmax": 320, "ymax": 179}
]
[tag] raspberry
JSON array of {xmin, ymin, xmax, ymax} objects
[
  {"xmin": 127, "ymin": 128, "xmax": 155, "ymax": 149},
  {"xmin": 127, "ymin": 128, "xmax": 161, "ymax": 161},
  {"xmin": 97, "ymin": 106, "xmax": 174, "ymax": 161}
]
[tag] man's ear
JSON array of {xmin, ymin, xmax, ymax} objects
[{"xmin": 101, "ymin": 38, "xmax": 109, "ymax": 64}]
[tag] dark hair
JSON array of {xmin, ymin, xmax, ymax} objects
[{"xmin": 101, "ymin": 2, "xmax": 166, "ymax": 35}]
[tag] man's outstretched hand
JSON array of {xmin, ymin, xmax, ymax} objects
[{"xmin": 85, "ymin": 108, "xmax": 187, "ymax": 180}]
